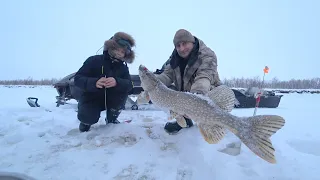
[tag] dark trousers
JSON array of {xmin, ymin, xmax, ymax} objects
[{"xmin": 77, "ymin": 89, "xmax": 128, "ymax": 125}]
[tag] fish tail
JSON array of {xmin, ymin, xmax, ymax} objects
[{"xmin": 238, "ymin": 115, "xmax": 285, "ymax": 164}]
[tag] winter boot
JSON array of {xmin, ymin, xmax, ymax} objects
[
  {"xmin": 106, "ymin": 108, "xmax": 121, "ymax": 124},
  {"xmin": 107, "ymin": 119, "xmax": 120, "ymax": 124},
  {"xmin": 79, "ymin": 122, "xmax": 91, "ymax": 132},
  {"xmin": 164, "ymin": 117, "xmax": 194, "ymax": 134}
]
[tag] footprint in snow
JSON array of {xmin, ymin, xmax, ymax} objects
[
  {"xmin": 94, "ymin": 133, "xmax": 140, "ymax": 148},
  {"xmin": 160, "ymin": 142, "xmax": 177, "ymax": 152},
  {"xmin": 142, "ymin": 116, "xmax": 154, "ymax": 122},
  {"xmin": 234, "ymin": 148, "xmax": 260, "ymax": 178},
  {"xmin": 49, "ymin": 140, "xmax": 82, "ymax": 153},
  {"xmin": 113, "ymin": 164, "xmax": 138, "ymax": 180},
  {"xmin": 53, "ymin": 131, "xmax": 140, "ymax": 151},
  {"xmin": 65, "ymin": 123, "xmax": 116, "ymax": 137},
  {"xmin": 3, "ymin": 133, "xmax": 24, "ymax": 145},
  {"xmin": 16, "ymin": 116, "xmax": 34, "ymax": 125},
  {"xmin": 144, "ymin": 126, "xmax": 160, "ymax": 140},
  {"xmin": 287, "ymin": 139, "xmax": 320, "ymax": 156},
  {"xmin": 113, "ymin": 163, "xmax": 156, "ymax": 180},
  {"xmin": 66, "ymin": 128, "xmax": 80, "ymax": 136},
  {"xmin": 176, "ymin": 167, "xmax": 193, "ymax": 180},
  {"xmin": 141, "ymin": 125, "xmax": 178, "ymax": 153},
  {"xmin": 63, "ymin": 126, "xmax": 104, "ymax": 139}
]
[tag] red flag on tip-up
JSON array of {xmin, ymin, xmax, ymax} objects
[
  {"xmin": 253, "ymin": 66, "xmax": 270, "ymax": 116},
  {"xmin": 264, "ymin": 66, "xmax": 269, "ymax": 74}
]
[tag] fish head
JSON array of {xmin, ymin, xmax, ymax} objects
[{"xmin": 138, "ymin": 64, "xmax": 159, "ymax": 92}]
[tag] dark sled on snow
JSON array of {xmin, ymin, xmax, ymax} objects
[
  {"xmin": 53, "ymin": 72, "xmax": 83, "ymax": 107},
  {"xmin": 232, "ymin": 88, "xmax": 283, "ymax": 108},
  {"xmin": 53, "ymin": 73, "xmax": 145, "ymax": 109}
]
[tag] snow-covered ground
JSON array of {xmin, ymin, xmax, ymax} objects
[{"xmin": 0, "ymin": 85, "xmax": 319, "ymax": 180}]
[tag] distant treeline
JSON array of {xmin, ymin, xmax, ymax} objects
[
  {"xmin": 222, "ymin": 77, "xmax": 320, "ymax": 89},
  {"xmin": 0, "ymin": 77, "xmax": 320, "ymax": 89},
  {"xmin": 0, "ymin": 78, "xmax": 59, "ymax": 86}
]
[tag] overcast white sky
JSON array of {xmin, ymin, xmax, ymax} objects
[{"xmin": 1, "ymin": 0, "xmax": 319, "ymax": 81}]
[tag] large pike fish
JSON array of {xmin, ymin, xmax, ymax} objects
[{"xmin": 138, "ymin": 64, "xmax": 285, "ymax": 164}]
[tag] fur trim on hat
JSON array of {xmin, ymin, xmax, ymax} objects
[{"xmin": 104, "ymin": 32, "xmax": 136, "ymax": 63}]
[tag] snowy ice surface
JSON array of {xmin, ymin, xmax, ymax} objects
[{"xmin": 0, "ymin": 85, "xmax": 319, "ymax": 180}]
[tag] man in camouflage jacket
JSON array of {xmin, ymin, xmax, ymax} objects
[{"xmin": 156, "ymin": 29, "xmax": 223, "ymax": 134}]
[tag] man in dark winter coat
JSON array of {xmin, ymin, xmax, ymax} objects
[{"xmin": 74, "ymin": 32, "xmax": 135, "ymax": 132}]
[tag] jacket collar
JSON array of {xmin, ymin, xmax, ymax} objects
[{"xmin": 169, "ymin": 37, "xmax": 200, "ymax": 69}]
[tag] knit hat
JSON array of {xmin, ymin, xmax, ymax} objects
[
  {"xmin": 104, "ymin": 32, "xmax": 136, "ymax": 63},
  {"xmin": 173, "ymin": 29, "xmax": 195, "ymax": 46}
]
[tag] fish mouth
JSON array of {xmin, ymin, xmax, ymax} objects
[{"xmin": 139, "ymin": 64, "xmax": 148, "ymax": 72}]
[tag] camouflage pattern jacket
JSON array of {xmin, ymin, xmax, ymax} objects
[{"xmin": 156, "ymin": 37, "xmax": 222, "ymax": 95}]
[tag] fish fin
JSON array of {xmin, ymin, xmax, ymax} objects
[
  {"xmin": 168, "ymin": 110, "xmax": 179, "ymax": 120},
  {"xmin": 239, "ymin": 115, "xmax": 285, "ymax": 164},
  {"xmin": 176, "ymin": 115, "xmax": 187, "ymax": 128},
  {"xmin": 168, "ymin": 110, "xmax": 175, "ymax": 120},
  {"xmin": 169, "ymin": 110, "xmax": 188, "ymax": 128},
  {"xmin": 137, "ymin": 91, "xmax": 150, "ymax": 105},
  {"xmin": 207, "ymin": 85, "xmax": 235, "ymax": 112},
  {"xmin": 198, "ymin": 123, "xmax": 226, "ymax": 144}
]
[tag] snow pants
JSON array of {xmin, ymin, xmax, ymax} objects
[{"xmin": 77, "ymin": 90, "xmax": 128, "ymax": 125}]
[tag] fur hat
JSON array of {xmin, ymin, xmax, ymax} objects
[
  {"xmin": 173, "ymin": 29, "xmax": 195, "ymax": 46},
  {"xmin": 104, "ymin": 32, "xmax": 136, "ymax": 63}
]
